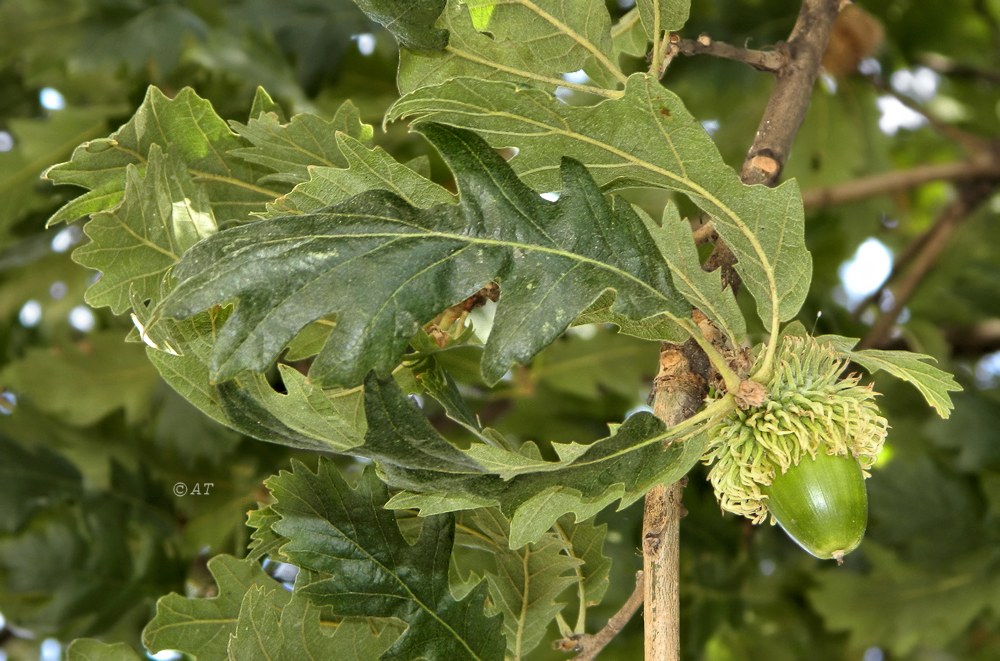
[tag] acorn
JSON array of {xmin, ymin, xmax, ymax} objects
[
  {"xmin": 761, "ymin": 449, "xmax": 867, "ymax": 562},
  {"xmin": 701, "ymin": 335, "xmax": 888, "ymax": 560}
]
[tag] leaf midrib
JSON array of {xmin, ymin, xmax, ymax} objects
[
  {"xmin": 284, "ymin": 506, "xmax": 486, "ymax": 660},
  {"xmin": 243, "ymin": 225, "xmax": 680, "ymax": 317},
  {"xmin": 398, "ymin": 89, "xmax": 782, "ymax": 330}
]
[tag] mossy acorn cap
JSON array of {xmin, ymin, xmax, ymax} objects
[{"xmin": 701, "ymin": 334, "xmax": 889, "ymax": 524}]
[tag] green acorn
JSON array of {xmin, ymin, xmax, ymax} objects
[
  {"xmin": 762, "ymin": 449, "xmax": 867, "ymax": 562},
  {"xmin": 702, "ymin": 335, "xmax": 888, "ymax": 560}
]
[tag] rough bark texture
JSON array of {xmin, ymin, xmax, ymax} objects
[{"xmin": 643, "ymin": 342, "xmax": 708, "ymax": 661}]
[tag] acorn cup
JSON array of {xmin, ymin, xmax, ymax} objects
[{"xmin": 702, "ymin": 335, "xmax": 889, "ymax": 562}]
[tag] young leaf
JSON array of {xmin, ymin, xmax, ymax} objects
[
  {"xmin": 157, "ymin": 122, "xmax": 689, "ymax": 387},
  {"xmin": 388, "ymin": 74, "xmax": 812, "ymax": 332},
  {"xmin": 266, "ymin": 132, "xmax": 455, "ymax": 216},
  {"xmin": 637, "ymin": 0, "xmax": 691, "ymax": 37},
  {"xmin": 398, "ymin": 0, "xmax": 625, "ymax": 96},
  {"xmin": 246, "ymin": 505, "xmax": 286, "ymax": 562},
  {"xmin": 644, "ymin": 202, "xmax": 746, "ymax": 346},
  {"xmin": 455, "ymin": 508, "xmax": 581, "ymax": 658},
  {"xmin": 351, "ymin": 0, "xmax": 449, "ymax": 51},
  {"xmin": 845, "ymin": 347, "xmax": 962, "ymax": 419},
  {"xmin": 229, "ymin": 100, "xmax": 374, "ymax": 184},
  {"xmin": 611, "ymin": 7, "xmax": 650, "ymax": 58},
  {"xmin": 267, "ymin": 460, "xmax": 506, "ymax": 661},
  {"xmin": 552, "ymin": 515, "xmax": 612, "ymax": 612},
  {"xmin": 45, "ymin": 87, "xmax": 277, "ymax": 226},
  {"xmin": 228, "ymin": 588, "xmax": 402, "ymax": 660},
  {"xmin": 143, "ymin": 554, "xmax": 281, "ymax": 659},
  {"xmin": 813, "ymin": 334, "xmax": 961, "ymax": 419},
  {"xmin": 66, "ymin": 640, "xmax": 144, "ymax": 661},
  {"xmin": 72, "ymin": 144, "xmax": 216, "ymax": 313},
  {"xmin": 366, "ymin": 374, "xmax": 708, "ymax": 548}
]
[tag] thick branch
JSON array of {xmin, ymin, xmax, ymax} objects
[
  {"xmin": 740, "ymin": 0, "xmax": 842, "ymax": 186},
  {"xmin": 860, "ymin": 181, "xmax": 997, "ymax": 348},
  {"xmin": 642, "ymin": 481, "xmax": 685, "ymax": 660},
  {"xmin": 802, "ymin": 159, "xmax": 1000, "ymax": 209},
  {"xmin": 706, "ymin": 0, "xmax": 843, "ymax": 283},
  {"xmin": 564, "ymin": 572, "xmax": 645, "ymax": 660}
]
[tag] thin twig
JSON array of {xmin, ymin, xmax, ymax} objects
[
  {"xmin": 802, "ymin": 158, "xmax": 1000, "ymax": 209},
  {"xmin": 866, "ymin": 74, "xmax": 989, "ymax": 153},
  {"xmin": 860, "ymin": 181, "xmax": 997, "ymax": 348},
  {"xmin": 673, "ymin": 35, "xmax": 786, "ymax": 73},
  {"xmin": 561, "ymin": 572, "xmax": 645, "ymax": 660},
  {"xmin": 919, "ymin": 52, "xmax": 1000, "ymax": 85}
]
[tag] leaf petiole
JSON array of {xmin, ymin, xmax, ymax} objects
[{"xmin": 677, "ymin": 318, "xmax": 743, "ymax": 395}]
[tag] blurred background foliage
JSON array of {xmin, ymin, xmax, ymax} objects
[{"xmin": 0, "ymin": 0, "xmax": 998, "ymax": 659}]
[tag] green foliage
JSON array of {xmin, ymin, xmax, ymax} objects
[
  {"xmin": 0, "ymin": 452, "xmax": 183, "ymax": 639},
  {"xmin": 144, "ymin": 552, "xmax": 406, "ymax": 659},
  {"xmin": 454, "ymin": 509, "xmax": 585, "ymax": 657},
  {"xmin": 44, "ymin": 86, "xmax": 276, "ymax": 229},
  {"xmin": 810, "ymin": 543, "xmax": 1000, "ymax": 656},
  {"xmin": 387, "ymin": 73, "xmax": 811, "ymax": 333},
  {"xmin": 352, "ymin": 0, "xmax": 449, "ymax": 51},
  {"xmin": 637, "ymin": 0, "xmax": 692, "ymax": 36},
  {"xmin": 365, "ymin": 374, "xmax": 707, "ymax": 548},
  {"xmin": 1, "ymin": 332, "xmax": 159, "ymax": 426},
  {"xmin": 268, "ymin": 461, "xmax": 505, "ymax": 660},
  {"xmin": 0, "ymin": 0, "xmax": 994, "ymax": 658},
  {"xmin": 398, "ymin": 0, "xmax": 626, "ymax": 94},
  {"xmin": 66, "ymin": 639, "xmax": 144, "ymax": 661},
  {"xmin": 157, "ymin": 122, "xmax": 691, "ymax": 386}
]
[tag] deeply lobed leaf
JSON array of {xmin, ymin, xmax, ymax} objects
[
  {"xmin": 398, "ymin": 0, "xmax": 625, "ymax": 96},
  {"xmin": 268, "ymin": 460, "xmax": 505, "ymax": 660},
  {"xmin": 453, "ymin": 509, "xmax": 580, "ymax": 657},
  {"xmin": 388, "ymin": 74, "xmax": 812, "ymax": 332},
  {"xmin": 72, "ymin": 145, "xmax": 216, "ymax": 313},
  {"xmin": 365, "ymin": 375, "xmax": 708, "ymax": 548},
  {"xmin": 157, "ymin": 123, "xmax": 689, "ymax": 387},
  {"xmin": 45, "ymin": 87, "xmax": 276, "ymax": 226}
]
